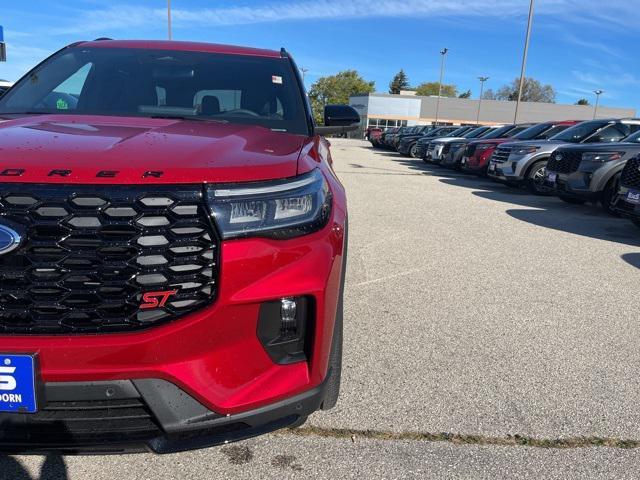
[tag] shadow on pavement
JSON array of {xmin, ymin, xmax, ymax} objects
[
  {"xmin": 372, "ymin": 147, "xmax": 640, "ymax": 247},
  {"xmin": 0, "ymin": 454, "xmax": 68, "ymax": 480},
  {"xmin": 621, "ymin": 252, "xmax": 640, "ymax": 269},
  {"xmin": 505, "ymin": 208, "xmax": 640, "ymax": 247}
]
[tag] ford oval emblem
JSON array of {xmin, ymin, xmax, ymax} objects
[
  {"xmin": 0, "ymin": 224, "xmax": 22, "ymax": 255},
  {"xmin": 556, "ymin": 153, "xmax": 563, "ymax": 161}
]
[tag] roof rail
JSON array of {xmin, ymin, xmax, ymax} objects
[
  {"xmin": 280, "ymin": 47, "xmax": 288, "ymax": 58},
  {"xmin": 93, "ymin": 37, "xmax": 113, "ymax": 41}
]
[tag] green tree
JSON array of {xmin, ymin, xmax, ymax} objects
[
  {"xmin": 308, "ymin": 70, "xmax": 375, "ymax": 124},
  {"xmin": 415, "ymin": 82, "xmax": 458, "ymax": 98},
  {"xmin": 575, "ymin": 98, "xmax": 590, "ymax": 106},
  {"xmin": 458, "ymin": 89, "xmax": 472, "ymax": 99},
  {"xmin": 389, "ymin": 69, "xmax": 410, "ymax": 94},
  {"xmin": 496, "ymin": 77, "xmax": 556, "ymax": 103}
]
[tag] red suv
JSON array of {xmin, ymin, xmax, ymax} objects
[
  {"xmin": 0, "ymin": 40, "xmax": 356, "ymax": 453},
  {"xmin": 461, "ymin": 121, "xmax": 579, "ymax": 176}
]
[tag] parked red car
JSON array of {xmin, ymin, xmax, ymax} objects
[
  {"xmin": 369, "ymin": 128, "xmax": 384, "ymax": 146},
  {"xmin": 0, "ymin": 39, "xmax": 356, "ymax": 453},
  {"xmin": 461, "ymin": 121, "xmax": 580, "ymax": 176}
]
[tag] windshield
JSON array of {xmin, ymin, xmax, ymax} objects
[
  {"xmin": 464, "ymin": 127, "xmax": 490, "ymax": 138},
  {"xmin": 0, "ymin": 47, "xmax": 309, "ymax": 135},
  {"xmin": 481, "ymin": 125, "xmax": 517, "ymax": 139},
  {"xmin": 550, "ymin": 121, "xmax": 609, "ymax": 143},
  {"xmin": 445, "ymin": 127, "xmax": 469, "ymax": 137},
  {"xmin": 514, "ymin": 123, "xmax": 572, "ymax": 140},
  {"xmin": 622, "ymin": 131, "xmax": 640, "ymax": 143}
]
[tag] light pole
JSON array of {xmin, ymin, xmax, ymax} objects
[
  {"xmin": 593, "ymin": 90, "xmax": 604, "ymax": 119},
  {"xmin": 476, "ymin": 76, "xmax": 489, "ymax": 125},
  {"xmin": 514, "ymin": 0, "xmax": 535, "ymax": 123},
  {"xmin": 434, "ymin": 48, "xmax": 448, "ymax": 126},
  {"xmin": 167, "ymin": 0, "xmax": 172, "ymax": 40},
  {"xmin": 300, "ymin": 68, "xmax": 309, "ymax": 83}
]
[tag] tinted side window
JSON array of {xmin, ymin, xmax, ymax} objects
[{"xmin": 584, "ymin": 125, "xmax": 627, "ymax": 143}]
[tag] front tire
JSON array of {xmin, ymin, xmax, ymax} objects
[
  {"xmin": 526, "ymin": 161, "xmax": 550, "ymax": 195},
  {"xmin": 409, "ymin": 143, "xmax": 419, "ymax": 158},
  {"xmin": 601, "ymin": 175, "xmax": 621, "ymax": 217}
]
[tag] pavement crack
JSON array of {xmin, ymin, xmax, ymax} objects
[{"xmin": 284, "ymin": 426, "xmax": 640, "ymax": 449}]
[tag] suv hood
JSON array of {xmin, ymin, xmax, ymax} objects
[
  {"xmin": 500, "ymin": 139, "xmax": 566, "ymax": 149},
  {"xmin": 0, "ymin": 114, "xmax": 307, "ymax": 184},
  {"xmin": 431, "ymin": 137, "xmax": 467, "ymax": 144},
  {"xmin": 468, "ymin": 137, "xmax": 514, "ymax": 146},
  {"xmin": 554, "ymin": 142, "xmax": 640, "ymax": 152}
]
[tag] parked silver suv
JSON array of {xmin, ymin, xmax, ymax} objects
[{"xmin": 487, "ymin": 119, "xmax": 640, "ymax": 194}]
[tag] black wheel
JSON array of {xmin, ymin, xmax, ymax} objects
[
  {"xmin": 409, "ymin": 143, "xmax": 419, "ymax": 158},
  {"xmin": 288, "ymin": 416, "xmax": 308, "ymax": 429},
  {"xmin": 601, "ymin": 174, "xmax": 621, "ymax": 217},
  {"xmin": 526, "ymin": 161, "xmax": 551, "ymax": 195},
  {"xmin": 321, "ymin": 222, "xmax": 346, "ymax": 410}
]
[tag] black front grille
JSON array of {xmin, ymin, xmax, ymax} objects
[
  {"xmin": 0, "ymin": 397, "xmax": 162, "ymax": 447},
  {"xmin": 0, "ymin": 184, "xmax": 219, "ymax": 334},
  {"xmin": 442, "ymin": 143, "xmax": 452, "ymax": 155},
  {"xmin": 492, "ymin": 147, "xmax": 512, "ymax": 163},
  {"xmin": 547, "ymin": 150, "xmax": 582, "ymax": 174},
  {"xmin": 621, "ymin": 157, "xmax": 640, "ymax": 188}
]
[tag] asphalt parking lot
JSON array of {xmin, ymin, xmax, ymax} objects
[{"xmin": 4, "ymin": 138, "xmax": 640, "ymax": 479}]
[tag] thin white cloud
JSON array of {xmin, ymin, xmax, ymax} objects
[
  {"xmin": 562, "ymin": 34, "xmax": 622, "ymax": 59},
  {"xmin": 572, "ymin": 70, "xmax": 640, "ymax": 88},
  {"xmin": 47, "ymin": 0, "xmax": 640, "ymax": 34}
]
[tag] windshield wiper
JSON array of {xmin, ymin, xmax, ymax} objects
[{"xmin": 149, "ymin": 115, "xmax": 227, "ymax": 124}]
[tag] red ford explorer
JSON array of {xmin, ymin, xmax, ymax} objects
[{"xmin": 0, "ymin": 39, "xmax": 358, "ymax": 453}]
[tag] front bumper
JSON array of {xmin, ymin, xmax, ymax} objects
[
  {"xmin": 416, "ymin": 143, "xmax": 429, "ymax": 158},
  {"xmin": 612, "ymin": 188, "xmax": 640, "ymax": 219},
  {"xmin": 440, "ymin": 147, "xmax": 465, "ymax": 168},
  {"xmin": 0, "ymin": 377, "xmax": 329, "ymax": 454},
  {"xmin": 487, "ymin": 155, "xmax": 530, "ymax": 183},
  {"xmin": 546, "ymin": 172, "xmax": 599, "ymax": 201},
  {"xmin": 0, "ymin": 191, "xmax": 346, "ymax": 420}
]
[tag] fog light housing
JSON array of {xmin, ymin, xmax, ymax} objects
[{"xmin": 258, "ymin": 297, "xmax": 313, "ymax": 364}]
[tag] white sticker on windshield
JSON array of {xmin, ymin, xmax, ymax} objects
[{"xmin": 272, "ymin": 75, "xmax": 283, "ymax": 85}]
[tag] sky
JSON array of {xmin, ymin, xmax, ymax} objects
[{"xmin": 1, "ymin": 0, "xmax": 640, "ymax": 111}]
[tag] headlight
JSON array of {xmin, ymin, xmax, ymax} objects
[
  {"xmin": 581, "ymin": 152, "xmax": 622, "ymax": 163},
  {"xmin": 512, "ymin": 146, "xmax": 539, "ymax": 155},
  {"xmin": 206, "ymin": 169, "xmax": 332, "ymax": 240}
]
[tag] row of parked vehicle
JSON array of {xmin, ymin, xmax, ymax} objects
[{"xmin": 368, "ymin": 119, "xmax": 640, "ymax": 228}]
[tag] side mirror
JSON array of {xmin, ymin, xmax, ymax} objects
[
  {"xmin": 324, "ymin": 105, "xmax": 360, "ymax": 126},
  {"xmin": 316, "ymin": 105, "xmax": 361, "ymax": 136}
]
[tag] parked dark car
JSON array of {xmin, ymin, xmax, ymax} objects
[
  {"xmin": 384, "ymin": 126, "xmax": 411, "ymax": 149},
  {"xmin": 488, "ymin": 119, "xmax": 640, "ymax": 194},
  {"xmin": 414, "ymin": 126, "xmax": 473, "ymax": 160},
  {"xmin": 434, "ymin": 125, "xmax": 503, "ymax": 166},
  {"xmin": 461, "ymin": 122, "xmax": 578, "ymax": 176},
  {"xmin": 545, "ymin": 130, "xmax": 640, "ymax": 214},
  {"xmin": 611, "ymin": 155, "xmax": 640, "ymax": 227},
  {"xmin": 396, "ymin": 125, "xmax": 439, "ymax": 156},
  {"xmin": 379, "ymin": 127, "xmax": 401, "ymax": 149}
]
